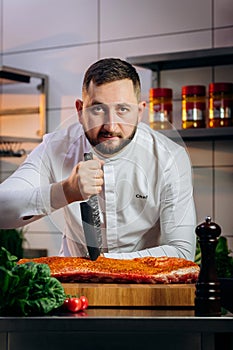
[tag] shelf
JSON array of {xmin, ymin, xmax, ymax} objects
[
  {"xmin": 127, "ymin": 47, "xmax": 233, "ymax": 72},
  {"xmin": 159, "ymin": 127, "xmax": 233, "ymax": 141},
  {"xmin": 0, "ymin": 66, "xmax": 48, "ymax": 138},
  {"xmin": 0, "ymin": 107, "xmax": 40, "ymax": 116},
  {"xmin": 0, "ymin": 66, "xmax": 47, "ymax": 84},
  {"xmin": 128, "ymin": 47, "xmax": 233, "ymax": 142},
  {"xmin": 0, "ymin": 136, "xmax": 42, "ymax": 143},
  {"xmin": 0, "ymin": 135, "xmax": 42, "ymax": 158}
]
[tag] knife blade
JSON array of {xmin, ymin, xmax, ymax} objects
[{"xmin": 80, "ymin": 152, "xmax": 103, "ymax": 260}]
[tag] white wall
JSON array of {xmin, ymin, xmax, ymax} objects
[{"xmin": 0, "ymin": 0, "xmax": 233, "ymax": 256}]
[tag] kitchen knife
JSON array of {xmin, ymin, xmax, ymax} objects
[{"xmin": 80, "ymin": 152, "xmax": 103, "ymax": 260}]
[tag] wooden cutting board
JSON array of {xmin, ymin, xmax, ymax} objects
[{"xmin": 62, "ymin": 283, "xmax": 196, "ymax": 307}]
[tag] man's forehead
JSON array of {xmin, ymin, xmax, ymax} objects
[{"xmin": 83, "ymin": 79, "xmax": 137, "ymax": 104}]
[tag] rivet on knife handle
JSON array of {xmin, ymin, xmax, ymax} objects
[{"xmin": 80, "ymin": 152, "xmax": 103, "ymax": 260}]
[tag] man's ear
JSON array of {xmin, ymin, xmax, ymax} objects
[
  {"xmin": 75, "ymin": 99, "xmax": 83, "ymax": 122},
  {"xmin": 75, "ymin": 99, "xmax": 83, "ymax": 111},
  {"xmin": 138, "ymin": 101, "xmax": 146, "ymax": 122}
]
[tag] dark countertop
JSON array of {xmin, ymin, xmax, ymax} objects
[
  {"xmin": 1, "ymin": 308, "xmax": 233, "ymax": 332},
  {"xmin": 1, "ymin": 308, "xmax": 233, "ymax": 350}
]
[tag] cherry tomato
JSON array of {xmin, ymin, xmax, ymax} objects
[
  {"xmin": 63, "ymin": 298, "xmax": 69, "ymax": 310},
  {"xmin": 79, "ymin": 295, "xmax": 89, "ymax": 310},
  {"xmin": 66, "ymin": 297, "xmax": 82, "ymax": 313}
]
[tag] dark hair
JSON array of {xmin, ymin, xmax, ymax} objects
[{"xmin": 82, "ymin": 58, "xmax": 141, "ymax": 100}]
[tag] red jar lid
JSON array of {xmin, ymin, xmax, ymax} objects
[
  {"xmin": 150, "ymin": 88, "xmax": 172, "ymax": 98},
  {"xmin": 182, "ymin": 85, "xmax": 206, "ymax": 95},
  {"xmin": 209, "ymin": 82, "xmax": 233, "ymax": 93}
]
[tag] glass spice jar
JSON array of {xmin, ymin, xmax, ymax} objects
[
  {"xmin": 208, "ymin": 82, "xmax": 233, "ymax": 128},
  {"xmin": 182, "ymin": 85, "xmax": 206, "ymax": 129},
  {"xmin": 149, "ymin": 88, "xmax": 173, "ymax": 130}
]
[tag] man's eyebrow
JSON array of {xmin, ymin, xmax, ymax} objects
[
  {"xmin": 88, "ymin": 101, "xmax": 133, "ymax": 108},
  {"xmin": 90, "ymin": 100, "xmax": 105, "ymax": 106},
  {"xmin": 116, "ymin": 103, "xmax": 132, "ymax": 107}
]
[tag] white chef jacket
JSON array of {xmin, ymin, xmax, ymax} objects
[{"xmin": 0, "ymin": 122, "xmax": 196, "ymax": 260}]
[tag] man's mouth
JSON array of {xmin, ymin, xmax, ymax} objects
[
  {"xmin": 98, "ymin": 132, "xmax": 122, "ymax": 140},
  {"xmin": 84, "ymin": 126, "xmax": 137, "ymax": 156}
]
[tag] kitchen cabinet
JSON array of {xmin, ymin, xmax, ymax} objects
[
  {"xmin": 127, "ymin": 47, "xmax": 233, "ymax": 141},
  {"xmin": 0, "ymin": 66, "xmax": 48, "ymax": 156}
]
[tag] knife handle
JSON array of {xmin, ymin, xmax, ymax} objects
[{"xmin": 84, "ymin": 152, "xmax": 93, "ymax": 161}]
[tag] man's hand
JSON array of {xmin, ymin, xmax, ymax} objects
[{"xmin": 62, "ymin": 156, "xmax": 105, "ymax": 204}]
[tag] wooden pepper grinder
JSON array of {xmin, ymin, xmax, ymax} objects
[{"xmin": 195, "ymin": 216, "xmax": 222, "ymax": 316}]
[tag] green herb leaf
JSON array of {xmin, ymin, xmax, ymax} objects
[{"xmin": 0, "ymin": 247, "xmax": 66, "ymax": 316}]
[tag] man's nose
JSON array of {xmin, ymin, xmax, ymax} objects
[{"xmin": 104, "ymin": 109, "xmax": 117, "ymax": 132}]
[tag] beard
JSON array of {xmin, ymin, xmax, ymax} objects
[{"xmin": 84, "ymin": 125, "xmax": 137, "ymax": 156}]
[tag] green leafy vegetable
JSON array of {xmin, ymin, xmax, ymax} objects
[
  {"xmin": 0, "ymin": 228, "xmax": 24, "ymax": 259},
  {"xmin": 0, "ymin": 247, "xmax": 66, "ymax": 316},
  {"xmin": 195, "ymin": 236, "xmax": 233, "ymax": 278},
  {"xmin": 215, "ymin": 237, "xmax": 233, "ymax": 278}
]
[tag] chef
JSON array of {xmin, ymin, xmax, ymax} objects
[{"xmin": 0, "ymin": 58, "xmax": 196, "ymax": 260}]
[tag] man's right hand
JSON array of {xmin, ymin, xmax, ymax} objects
[{"xmin": 62, "ymin": 156, "xmax": 105, "ymax": 204}]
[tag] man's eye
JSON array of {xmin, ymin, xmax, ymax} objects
[
  {"xmin": 90, "ymin": 105, "xmax": 105, "ymax": 114},
  {"xmin": 117, "ymin": 106, "xmax": 130, "ymax": 114}
]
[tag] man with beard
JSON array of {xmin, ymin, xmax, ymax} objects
[{"xmin": 0, "ymin": 58, "xmax": 196, "ymax": 260}]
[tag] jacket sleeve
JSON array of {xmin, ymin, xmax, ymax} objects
[{"xmin": 0, "ymin": 141, "xmax": 53, "ymax": 229}]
